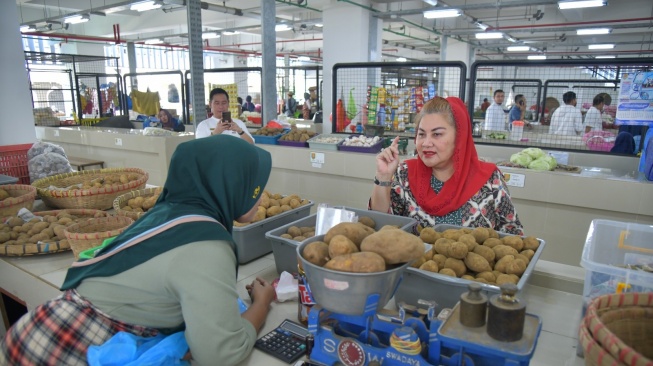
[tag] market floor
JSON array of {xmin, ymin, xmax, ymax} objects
[{"xmin": 235, "ymin": 253, "xmax": 587, "ymax": 366}]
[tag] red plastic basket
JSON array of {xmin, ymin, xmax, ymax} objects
[{"xmin": 0, "ymin": 144, "xmax": 33, "ymax": 185}]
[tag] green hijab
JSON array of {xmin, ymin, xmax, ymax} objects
[{"xmin": 61, "ymin": 135, "xmax": 271, "ymax": 290}]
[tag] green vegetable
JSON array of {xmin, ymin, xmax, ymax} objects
[
  {"xmin": 510, "ymin": 152, "xmax": 533, "ymax": 167},
  {"xmin": 540, "ymin": 155, "xmax": 557, "ymax": 170},
  {"xmin": 521, "ymin": 147, "xmax": 545, "ymax": 160},
  {"xmin": 528, "ymin": 158, "xmax": 553, "ymax": 171}
]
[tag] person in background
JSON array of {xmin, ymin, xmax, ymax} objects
[
  {"xmin": 611, "ymin": 131, "xmax": 636, "ymax": 155},
  {"xmin": 237, "ymin": 97, "xmax": 244, "ymax": 117},
  {"xmin": 508, "ymin": 94, "xmax": 527, "ymax": 130},
  {"xmin": 285, "ymin": 92, "xmax": 297, "ymax": 117},
  {"xmin": 370, "ymin": 96, "xmax": 523, "ymax": 235},
  {"xmin": 159, "ymin": 109, "xmax": 185, "ymax": 132},
  {"xmin": 302, "ymin": 92, "xmax": 311, "ymax": 120},
  {"xmin": 0, "ymin": 136, "xmax": 275, "ymax": 365},
  {"xmin": 243, "ymin": 95, "xmax": 256, "ymax": 113},
  {"xmin": 549, "ymin": 91, "xmax": 583, "ymax": 136},
  {"xmin": 195, "ymin": 88, "xmax": 254, "ymax": 144},
  {"xmin": 480, "ymin": 98, "xmax": 491, "ymax": 113},
  {"xmin": 484, "ymin": 89, "xmax": 507, "ymax": 131},
  {"xmin": 584, "ymin": 94, "xmax": 604, "ymax": 133}
]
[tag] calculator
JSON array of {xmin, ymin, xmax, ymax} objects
[{"xmin": 255, "ymin": 319, "xmax": 309, "ymax": 364}]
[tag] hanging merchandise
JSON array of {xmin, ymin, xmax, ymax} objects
[
  {"xmin": 347, "ymin": 88, "xmax": 357, "ymax": 122},
  {"xmin": 336, "ymin": 99, "xmax": 347, "ymax": 132},
  {"xmin": 367, "ymin": 86, "xmax": 379, "ymax": 125},
  {"xmin": 130, "ymin": 89, "xmax": 161, "ymax": 116},
  {"xmin": 168, "ymin": 84, "xmax": 180, "ymax": 103}
]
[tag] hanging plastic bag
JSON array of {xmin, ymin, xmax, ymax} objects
[
  {"xmin": 87, "ymin": 331, "xmax": 189, "ymax": 366},
  {"xmin": 168, "ymin": 84, "xmax": 180, "ymax": 103}
]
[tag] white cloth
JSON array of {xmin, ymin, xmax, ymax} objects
[
  {"xmin": 484, "ymin": 103, "xmax": 507, "ymax": 131},
  {"xmin": 584, "ymin": 106, "xmax": 603, "ymax": 132},
  {"xmin": 195, "ymin": 116, "xmax": 254, "ymax": 141},
  {"xmin": 549, "ymin": 104, "xmax": 583, "ymax": 136}
]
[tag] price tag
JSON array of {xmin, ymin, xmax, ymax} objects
[
  {"xmin": 310, "ymin": 151, "xmax": 324, "ymax": 168},
  {"xmin": 503, "ymin": 172, "xmax": 525, "ymax": 188}
]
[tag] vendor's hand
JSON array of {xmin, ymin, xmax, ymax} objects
[
  {"xmin": 246, "ymin": 277, "xmax": 275, "ymax": 306},
  {"xmin": 212, "ymin": 120, "xmax": 231, "ymax": 135},
  {"xmin": 376, "ymin": 136, "xmax": 400, "ymax": 181}
]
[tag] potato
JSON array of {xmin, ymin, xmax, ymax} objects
[
  {"xmin": 496, "ymin": 274, "xmax": 519, "ymax": 285},
  {"xmin": 488, "ymin": 228, "xmax": 500, "ymax": 239},
  {"xmin": 411, "ymin": 256, "xmax": 427, "ymax": 268},
  {"xmin": 473, "ymin": 245, "xmax": 496, "ymax": 263},
  {"xmin": 53, "ymin": 226, "xmax": 67, "ymax": 239},
  {"xmin": 520, "ymin": 249, "xmax": 535, "ymax": 261},
  {"xmin": 360, "ymin": 230, "xmax": 424, "ymax": 264},
  {"xmin": 300, "ymin": 226, "xmax": 315, "ymax": 234},
  {"xmin": 434, "ymin": 238, "xmax": 453, "ymax": 255},
  {"xmin": 523, "ymin": 236, "xmax": 540, "ymax": 251},
  {"xmin": 122, "ymin": 206, "xmax": 133, "ymax": 212},
  {"xmin": 272, "ymin": 193, "xmax": 283, "ymax": 200},
  {"xmin": 269, "ymin": 199, "xmax": 280, "ymax": 207},
  {"xmin": 280, "ymin": 233, "xmax": 293, "ymax": 240},
  {"xmin": 474, "ymin": 278, "xmax": 489, "ymax": 284},
  {"xmin": 379, "ymin": 225, "xmax": 400, "ymax": 231},
  {"xmin": 324, "ymin": 222, "xmax": 375, "ymax": 247},
  {"xmin": 471, "ymin": 227, "xmax": 490, "ymax": 244},
  {"xmin": 476, "ymin": 271, "xmax": 496, "ymax": 283},
  {"xmin": 31, "ymin": 221, "xmax": 50, "ymax": 234},
  {"xmin": 293, "ymin": 236, "xmax": 306, "ymax": 242},
  {"xmin": 422, "ymin": 248, "xmax": 435, "ymax": 261},
  {"xmin": 502, "ymin": 236, "xmax": 524, "ymax": 251},
  {"xmin": 482, "ymin": 238, "xmax": 503, "ymax": 248},
  {"xmin": 300, "ymin": 199, "xmax": 310, "ymax": 206},
  {"xmin": 0, "ymin": 188, "xmax": 8, "ymax": 201},
  {"xmin": 358, "ymin": 216, "xmax": 376, "ymax": 229},
  {"xmin": 439, "ymin": 268, "xmax": 457, "ymax": 277},
  {"xmin": 280, "ymin": 204, "xmax": 292, "ymax": 212},
  {"xmin": 142, "ymin": 197, "xmax": 157, "ymax": 210},
  {"xmin": 328, "ymin": 235, "xmax": 359, "ymax": 258},
  {"xmin": 419, "ymin": 227, "xmax": 440, "ymax": 244},
  {"xmin": 289, "ymin": 199, "xmax": 301, "ymax": 209},
  {"xmin": 324, "ymin": 252, "xmax": 386, "ymax": 273},
  {"xmin": 458, "ymin": 234, "xmax": 477, "ymax": 251},
  {"xmin": 465, "ymin": 252, "xmax": 493, "ymax": 273},
  {"xmin": 514, "ymin": 253, "xmax": 530, "ymax": 265},
  {"xmin": 266, "ymin": 206, "xmax": 283, "ymax": 217},
  {"xmin": 29, "ymin": 232, "xmax": 50, "ymax": 242},
  {"xmin": 6, "ymin": 217, "xmax": 23, "ymax": 228},
  {"xmin": 506, "ymin": 258, "xmax": 527, "ymax": 276},
  {"xmin": 494, "ymin": 255, "xmax": 515, "ymax": 273},
  {"xmin": 442, "ymin": 229, "xmax": 463, "ymax": 241},
  {"xmin": 304, "ymin": 231, "xmax": 315, "ymax": 238},
  {"xmin": 302, "ymin": 241, "xmax": 330, "ymax": 266},
  {"xmin": 462, "ymin": 275, "xmax": 475, "ymax": 281},
  {"xmin": 447, "ymin": 241, "xmax": 468, "ymax": 259},
  {"xmin": 287, "ymin": 226, "xmax": 302, "ymax": 238},
  {"xmin": 444, "ymin": 258, "xmax": 466, "ymax": 277},
  {"xmin": 43, "ymin": 215, "xmax": 58, "ymax": 224},
  {"xmin": 492, "ymin": 270, "xmax": 503, "ymax": 279},
  {"xmin": 431, "ymin": 254, "xmax": 447, "ymax": 269},
  {"xmin": 58, "ymin": 217, "xmax": 73, "ymax": 225},
  {"xmin": 493, "ymin": 244, "xmax": 518, "ymax": 259},
  {"xmin": 260, "ymin": 194, "xmax": 270, "ymax": 209},
  {"xmin": 419, "ymin": 260, "xmax": 439, "ymax": 273},
  {"xmin": 0, "ymin": 232, "xmax": 10, "ymax": 243}
]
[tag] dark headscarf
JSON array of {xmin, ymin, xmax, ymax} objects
[
  {"xmin": 62, "ymin": 135, "xmax": 271, "ymax": 289},
  {"xmin": 610, "ymin": 131, "xmax": 635, "ymax": 154}
]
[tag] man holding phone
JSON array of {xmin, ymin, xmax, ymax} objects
[
  {"xmin": 508, "ymin": 94, "xmax": 527, "ymax": 131},
  {"xmin": 195, "ymin": 88, "xmax": 254, "ymax": 144}
]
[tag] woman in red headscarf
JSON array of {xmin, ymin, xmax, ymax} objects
[{"xmin": 370, "ymin": 96, "xmax": 523, "ymax": 235}]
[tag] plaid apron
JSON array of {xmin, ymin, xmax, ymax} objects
[{"xmin": 0, "ymin": 289, "xmax": 159, "ymax": 366}]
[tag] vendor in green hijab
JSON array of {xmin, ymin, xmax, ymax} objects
[{"xmin": 0, "ymin": 135, "xmax": 275, "ymax": 366}]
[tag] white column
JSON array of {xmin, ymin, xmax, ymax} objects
[
  {"xmin": 441, "ymin": 38, "xmax": 473, "ymax": 99},
  {"xmin": 0, "ymin": 4, "xmax": 36, "ymax": 145}
]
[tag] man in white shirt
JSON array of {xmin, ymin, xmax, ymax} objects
[
  {"xmin": 195, "ymin": 88, "xmax": 255, "ymax": 144},
  {"xmin": 484, "ymin": 89, "xmax": 507, "ymax": 131},
  {"xmin": 584, "ymin": 94, "xmax": 604, "ymax": 133},
  {"xmin": 549, "ymin": 91, "xmax": 583, "ymax": 136}
]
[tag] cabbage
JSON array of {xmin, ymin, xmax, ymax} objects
[
  {"xmin": 528, "ymin": 158, "xmax": 553, "ymax": 171},
  {"xmin": 510, "ymin": 152, "xmax": 533, "ymax": 167},
  {"xmin": 540, "ymin": 155, "xmax": 557, "ymax": 170},
  {"xmin": 521, "ymin": 147, "xmax": 546, "ymax": 160}
]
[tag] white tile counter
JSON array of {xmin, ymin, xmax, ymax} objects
[{"xmin": 0, "ymin": 251, "xmax": 585, "ymax": 366}]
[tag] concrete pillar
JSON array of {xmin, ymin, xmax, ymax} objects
[
  {"xmin": 127, "ymin": 42, "xmax": 138, "ymax": 90},
  {"xmin": 261, "ymin": 0, "xmax": 276, "ymax": 125},
  {"xmin": 0, "ymin": 3, "xmax": 36, "ymax": 145},
  {"xmin": 441, "ymin": 37, "xmax": 473, "ymax": 100},
  {"xmin": 186, "ymin": 0, "xmax": 206, "ymax": 128}
]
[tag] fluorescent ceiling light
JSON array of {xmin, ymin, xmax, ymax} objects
[
  {"xmin": 144, "ymin": 38, "xmax": 163, "ymax": 44},
  {"xmin": 64, "ymin": 14, "xmax": 90, "ymax": 24},
  {"xmin": 130, "ymin": 1, "xmax": 163, "ymax": 12},
  {"xmin": 577, "ymin": 28, "xmax": 611, "ymax": 35},
  {"xmin": 275, "ymin": 24, "xmax": 292, "ymax": 32},
  {"xmin": 595, "ymin": 55, "xmax": 616, "ymax": 59},
  {"xmin": 201, "ymin": 32, "xmax": 220, "ymax": 39},
  {"xmin": 528, "ymin": 55, "xmax": 547, "ymax": 60},
  {"xmin": 396, "ymin": 57, "xmax": 407, "ymax": 62},
  {"xmin": 558, "ymin": 0, "xmax": 607, "ymax": 9},
  {"xmin": 588, "ymin": 44, "xmax": 614, "ymax": 49},
  {"xmin": 423, "ymin": 8, "xmax": 461, "ymax": 19},
  {"xmin": 222, "ymin": 31, "xmax": 239, "ymax": 35},
  {"xmin": 475, "ymin": 32, "xmax": 503, "ymax": 39},
  {"xmin": 297, "ymin": 56, "xmax": 310, "ymax": 61},
  {"xmin": 314, "ymin": 23, "xmax": 323, "ymax": 28},
  {"xmin": 507, "ymin": 46, "xmax": 530, "ymax": 52}
]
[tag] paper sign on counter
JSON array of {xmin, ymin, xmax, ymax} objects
[
  {"xmin": 503, "ymin": 172, "xmax": 525, "ymax": 188},
  {"xmin": 310, "ymin": 151, "xmax": 324, "ymax": 168}
]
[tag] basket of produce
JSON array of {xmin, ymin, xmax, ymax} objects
[
  {"xmin": 252, "ymin": 127, "xmax": 288, "ymax": 145},
  {"xmin": 0, "ymin": 185, "xmax": 37, "ymax": 217},
  {"xmin": 0, "ymin": 209, "xmax": 110, "ymax": 256},
  {"xmin": 113, "ymin": 186, "xmax": 163, "ymax": 220},
  {"xmin": 579, "ymin": 292, "xmax": 653, "ymax": 366},
  {"xmin": 338, "ymin": 135, "xmax": 383, "ymax": 154},
  {"xmin": 297, "ymin": 226, "xmax": 424, "ymax": 315},
  {"xmin": 64, "ymin": 215, "xmax": 134, "ymax": 259},
  {"xmin": 307, "ymin": 135, "xmax": 345, "ymax": 151},
  {"xmin": 277, "ymin": 126, "xmax": 317, "ymax": 148},
  {"xmin": 32, "ymin": 168, "xmax": 148, "ymax": 210}
]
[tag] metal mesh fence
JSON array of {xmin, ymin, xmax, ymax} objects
[
  {"xmin": 469, "ymin": 59, "xmax": 653, "ymax": 154},
  {"xmin": 276, "ymin": 66, "xmax": 322, "ymax": 119},
  {"xmin": 332, "ymin": 62, "xmax": 466, "ymax": 133},
  {"xmin": 124, "ymin": 71, "xmax": 185, "ymax": 123}
]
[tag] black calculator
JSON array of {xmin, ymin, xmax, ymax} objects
[{"xmin": 255, "ymin": 319, "xmax": 309, "ymax": 364}]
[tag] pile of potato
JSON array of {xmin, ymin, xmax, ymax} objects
[
  {"xmin": 233, "ymin": 191, "xmax": 310, "ymax": 227},
  {"xmin": 301, "ymin": 219, "xmax": 424, "ymax": 274},
  {"xmin": 0, "ymin": 188, "xmax": 10, "ymax": 202},
  {"xmin": 280, "ymin": 225, "xmax": 316, "ymax": 242},
  {"xmin": 121, "ymin": 192, "xmax": 161, "ymax": 214},
  {"xmin": 412, "ymin": 227, "xmax": 540, "ymax": 286},
  {"xmin": 279, "ymin": 126, "xmax": 317, "ymax": 142},
  {"xmin": 62, "ymin": 173, "xmax": 142, "ymax": 192},
  {"xmin": 253, "ymin": 127, "xmax": 285, "ymax": 136},
  {"xmin": 0, "ymin": 211, "xmax": 107, "ymax": 247}
]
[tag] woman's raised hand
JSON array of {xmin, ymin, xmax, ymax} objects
[{"xmin": 375, "ymin": 136, "xmax": 400, "ymax": 181}]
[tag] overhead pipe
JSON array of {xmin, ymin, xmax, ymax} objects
[{"xmin": 493, "ymin": 17, "xmax": 653, "ymax": 31}]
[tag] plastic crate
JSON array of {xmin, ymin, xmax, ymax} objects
[
  {"xmin": 581, "ymin": 219, "xmax": 653, "ymax": 303},
  {"xmin": 394, "ymin": 224, "xmax": 546, "ymax": 313},
  {"xmin": 277, "ymin": 139, "xmax": 309, "ymax": 148},
  {"xmin": 265, "ymin": 207, "xmax": 416, "ymax": 274},
  {"xmin": 0, "ymin": 144, "xmax": 33, "ymax": 185},
  {"xmin": 253, "ymin": 132, "xmax": 286, "ymax": 145},
  {"xmin": 338, "ymin": 136, "xmax": 383, "ymax": 154},
  {"xmin": 233, "ymin": 200, "xmax": 314, "ymax": 264},
  {"xmin": 307, "ymin": 135, "xmax": 344, "ymax": 151}
]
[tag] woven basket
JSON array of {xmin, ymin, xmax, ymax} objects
[
  {"xmin": 31, "ymin": 168, "xmax": 148, "ymax": 210},
  {"xmin": 64, "ymin": 216, "xmax": 134, "ymax": 259},
  {"xmin": 0, "ymin": 184, "xmax": 37, "ymax": 217},
  {"xmin": 113, "ymin": 186, "xmax": 163, "ymax": 220},
  {"xmin": 579, "ymin": 292, "xmax": 653, "ymax": 366},
  {"xmin": 0, "ymin": 209, "xmax": 110, "ymax": 256}
]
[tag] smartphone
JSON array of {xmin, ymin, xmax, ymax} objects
[{"xmin": 221, "ymin": 111, "xmax": 232, "ymax": 123}]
